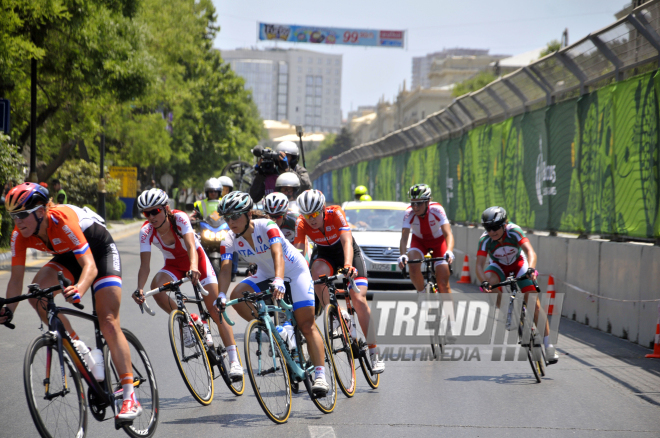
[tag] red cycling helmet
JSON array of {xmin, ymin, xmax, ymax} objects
[{"xmin": 5, "ymin": 182, "xmax": 50, "ymax": 213}]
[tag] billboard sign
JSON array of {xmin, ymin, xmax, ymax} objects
[{"xmin": 258, "ymin": 23, "xmax": 404, "ymax": 48}]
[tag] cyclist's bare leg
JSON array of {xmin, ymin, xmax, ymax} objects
[
  {"xmin": 406, "ymin": 250, "xmax": 425, "ymax": 291},
  {"xmin": 485, "ymin": 271, "xmax": 503, "ymax": 308},
  {"xmin": 311, "ymin": 260, "xmax": 332, "ymax": 308},
  {"xmin": 29, "ymin": 266, "xmax": 76, "ymax": 335},
  {"xmin": 434, "ymin": 263, "xmax": 452, "ymax": 293},
  {"xmin": 229, "ymin": 282, "xmax": 261, "ymax": 322},
  {"xmin": 202, "ymin": 282, "xmax": 236, "ymax": 346},
  {"xmin": 95, "ymin": 286, "xmax": 132, "ymax": 378},
  {"xmin": 294, "ymin": 306, "xmax": 324, "ymax": 366},
  {"xmin": 350, "ymin": 285, "xmax": 374, "ymax": 343},
  {"xmin": 150, "ymin": 272, "xmax": 178, "ymax": 313}
]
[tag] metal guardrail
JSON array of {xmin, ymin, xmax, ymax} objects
[{"xmin": 311, "ymin": 0, "xmax": 660, "ymax": 180}]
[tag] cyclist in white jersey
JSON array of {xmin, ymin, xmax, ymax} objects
[
  {"xmin": 215, "ymin": 192, "xmax": 329, "ymax": 395},
  {"xmin": 132, "ymin": 189, "xmax": 242, "ymax": 378}
]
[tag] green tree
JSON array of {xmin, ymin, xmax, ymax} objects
[
  {"xmin": 452, "ymin": 71, "xmax": 497, "ymax": 97},
  {"xmin": 540, "ymin": 39, "xmax": 562, "ymax": 58}
]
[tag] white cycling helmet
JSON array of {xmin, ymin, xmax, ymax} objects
[
  {"xmin": 204, "ymin": 178, "xmax": 222, "ymax": 193},
  {"xmin": 409, "ymin": 184, "xmax": 432, "ymax": 201},
  {"xmin": 297, "ymin": 189, "xmax": 325, "ymax": 215},
  {"xmin": 275, "ymin": 172, "xmax": 300, "ymax": 188},
  {"xmin": 264, "ymin": 192, "xmax": 289, "ymax": 216},
  {"xmin": 275, "ymin": 141, "xmax": 299, "ymax": 156},
  {"xmin": 218, "ymin": 191, "xmax": 253, "ymax": 216},
  {"xmin": 137, "ymin": 188, "xmax": 168, "ymax": 210},
  {"xmin": 218, "ymin": 176, "xmax": 234, "ymax": 188}
]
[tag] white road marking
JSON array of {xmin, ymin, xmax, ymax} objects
[{"xmin": 308, "ymin": 425, "xmax": 336, "ymax": 438}]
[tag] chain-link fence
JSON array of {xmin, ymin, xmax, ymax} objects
[{"xmin": 311, "ymin": 0, "xmax": 660, "ymax": 180}]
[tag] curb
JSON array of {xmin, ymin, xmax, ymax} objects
[{"xmin": 0, "ymin": 220, "xmax": 143, "ymax": 269}]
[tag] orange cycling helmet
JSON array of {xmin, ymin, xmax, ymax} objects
[{"xmin": 5, "ymin": 182, "xmax": 49, "ymax": 213}]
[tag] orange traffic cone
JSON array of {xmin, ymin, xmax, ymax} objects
[
  {"xmin": 646, "ymin": 303, "xmax": 660, "ymax": 359},
  {"xmin": 457, "ymin": 255, "xmax": 471, "ymax": 284},
  {"xmin": 547, "ymin": 275, "xmax": 556, "ymax": 316}
]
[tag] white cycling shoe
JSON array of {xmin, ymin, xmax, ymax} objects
[
  {"xmin": 312, "ymin": 377, "xmax": 329, "ymax": 396},
  {"xmin": 229, "ymin": 361, "xmax": 243, "ymax": 378},
  {"xmin": 371, "ymin": 353, "xmax": 385, "ymax": 374}
]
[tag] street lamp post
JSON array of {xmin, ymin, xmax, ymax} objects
[{"xmin": 295, "ymin": 125, "xmax": 306, "ymax": 168}]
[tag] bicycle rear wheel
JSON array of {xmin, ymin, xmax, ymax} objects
[
  {"xmin": 105, "ymin": 329, "xmax": 159, "ymax": 437},
  {"xmin": 528, "ymin": 324, "xmax": 545, "ymax": 382},
  {"xmin": 323, "ymin": 304, "xmax": 356, "ymax": 398},
  {"xmin": 24, "ymin": 335, "xmax": 87, "ymax": 438},
  {"xmin": 351, "ymin": 313, "xmax": 380, "ymax": 389},
  {"xmin": 208, "ymin": 318, "xmax": 245, "ymax": 396},
  {"xmin": 168, "ymin": 310, "xmax": 214, "ymax": 405},
  {"xmin": 244, "ymin": 319, "xmax": 291, "ymax": 424},
  {"xmin": 296, "ymin": 323, "xmax": 337, "ymax": 413}
]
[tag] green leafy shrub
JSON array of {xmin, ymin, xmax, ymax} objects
[{"xmin": 52, "ymin": 160, "xmax": 120, "ymax": 207}]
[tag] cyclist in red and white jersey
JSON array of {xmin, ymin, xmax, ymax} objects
[
  {"xmin": 0, "ymin": 182, "xmax": 141, "ymax": 420},
  {"xmin": 398, "ymin": 184, "xmax": 455, "ymax": 293},
  {"xmin": 132, "ymin": 189, "xmax": 242, "ymax": 378}
]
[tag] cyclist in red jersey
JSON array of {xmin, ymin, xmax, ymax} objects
[
  {"xmin": 294, "ymin": 189, "xmax": 384, "ymax": 374},
  {"xmin": 132, "ymin": 189, "xmax": 242, "ymax": 378},
  {"xmin": 397, "ymin": 184, "xmax": 455, "ymax": 293},
  {"xmin": 0, "ymin": 183, "xmax": 142, "ymax": 420}
]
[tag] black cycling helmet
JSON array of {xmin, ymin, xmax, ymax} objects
[{"xmin": 481, "ymin": 206, "xmax": 507, "ymax": 231}]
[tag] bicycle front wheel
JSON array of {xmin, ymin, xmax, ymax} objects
[
  {"xmin": 352, "ymin": 314, "xmax": 380, "ymax": 389},
  {"xmin": 105, "ymin": 329, "xmax": 159, "ymax": 438},
  {"xmin": 426, "ymin": 282, "xmax": 441, "ymax": 359},
  {"xmin": 208, "ymin": 318, "xmax": 245, "ymax": 396},
  {"xmin": 24, "ymin": 335, "xmax": 87, "ymax": 438},
  {"xmin": 324, "ymin": 304, "xmax": 356, "ymax": 398},
  {"xmin": 169, "ymin": 310, "xmax": 214, "ymax": 405},
  {"xmin": 244, "ymin": 319, "xmax": 291, "ymax": 424}
]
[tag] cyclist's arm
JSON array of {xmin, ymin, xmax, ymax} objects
[
  {"xmin": 441, "ymin": 223, "xmax": 454, "ymax": 253},
  {"xmin": 475, "ymin": 254, "xmax": 489, "ymax": 284},
  {"xmin": 67, "ymin": 252, "xmax": 98, "ymax": 299},
  {"xmin": 137, "ymin": 252, "xmax": 151, "ymax": 291},
  {"xmin": 521, "ymin": 241, "xmax": 537, "ymax": 279},
  {"xmin": 270, "ymin": 241, "xmax": 285, "ymax": 279},
  {"xmin": 1, "ymin": 265, "xmax": 25, "ymax": 319},
  {"xmin": 218, "ymin": 259, "xmax": 232, "ymax": 294},
  {"xmin": 182, "ymin": 232, "xmax": 199, "ymax": 278},
  {"xmin": 340, "ymin": 231, "xmax": 353, "ymax": 267},
  {"xmin": 399, "ymin": 228, "xmax": 410, "ymax": 257}
]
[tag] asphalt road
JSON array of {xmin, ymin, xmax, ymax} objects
[{"xmin": 1, "ymin": 229, "xmax": 659, "ymax": 437}]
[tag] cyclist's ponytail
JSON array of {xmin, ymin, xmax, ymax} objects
[{"xmin": 166, "ymin": 207, "xmax": 184, "ymax": 240}]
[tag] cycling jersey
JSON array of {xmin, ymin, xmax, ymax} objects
[
  {"xmin": 139, "ymin": 210, "xmax": 217, "ymax": 286},
  {"xmin": 402, "ymin": 202, "xmax": 449, "ymax": 240},
  {"xmin": 294, "ymin": 205, "xmax": 350, "ymax": 248},
  {"xmin": 279, "ymin": 214, "xmax": 297, "ymax": 243},
  {"xmin": 221, "ymin": 219, "xmax": 313, "ymax": 310},
  {"xmin": 11, "ymin": 205, "xmax": 122, "ymax": 293},
  {"xmin": 477, "ymin": 223, "xmax": 534, "ymax": 292}
]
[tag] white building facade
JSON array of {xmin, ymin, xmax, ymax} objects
[{"xmin": 221, "ymin": 48, "xmax": 343, "ymax": 133}]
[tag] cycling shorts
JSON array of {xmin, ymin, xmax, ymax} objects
[
  {"xmin": 240, "ymin": 268, "xmax": 315, "ymax": 311},
  {"xmin": 44, "ymin": 223, "xmax": 122, "ymax": 295},
  {"xmin": 311, "ymin": 238, "xmax": 368, "ymax": 290},
  {"xmin": 158, "ymin": 246, "xmax": 217, "ymax": 286},
  {"xmin": 409, "ymin": 234, "xmax": 448, "ymax": 268},
  {"xmin": 485, "ymin": 257, "xmax": 535, "ymax": 292}
]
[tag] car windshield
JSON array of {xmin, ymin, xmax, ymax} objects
[{"xmin": 344, "ymin": 208, "xmax": 406, "ymax": 231}]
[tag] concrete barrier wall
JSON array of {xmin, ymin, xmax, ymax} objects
[{"xmin": 450, "ymin": 225, "xmax": 659, "ymax": 349}]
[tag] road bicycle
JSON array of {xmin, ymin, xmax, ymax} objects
[
  {"xmin": 139, "ymin": 277, "xmax": 245, "ymax": 404},
  {"xmin": 405, "ymin": 252, "xmax": 452, "ymax": 359},
  {"xmin": 491, "ymin": 274, "xmax": 547, "ymax": 383},
  {"xmin": 222, "ymin": 286, "xmax": 337, "ymax": 424},
  {"xmin": 314, "ymin": 269, "xmax": 380, "ymax": 392},
  {"xmin": 1, "ymin": 272, "xmax": 159, "ymax": 438}
]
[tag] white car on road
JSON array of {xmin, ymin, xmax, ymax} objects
[{"xmin": 342, "ymin": 201, "xmax": 412, "ymax": 286}]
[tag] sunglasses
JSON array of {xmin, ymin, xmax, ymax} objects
[
  {"xmin": 142, "ymin": 207, "xmax": 163, "ymax": 217},
  {"xmin": 484, "ymin": 224, "xmax": 502, "ymax": 232},
  {"xmin": 269, "ymin": 214, "xmax": 284, "ymax": 219},
  {"xmin": 10, "ymin": 205, "xmax": 43, "ymax": 220},
  {"xmin": 223, "ymin": 212, "xmax": 245, "ymax": 221},
  {"xmin": 303, "ymin": 211, "xmax": 322, "ymax": 220},
  {"xmin": 411, "ymin": 201, "xmax": 427, "ymax": 206}
]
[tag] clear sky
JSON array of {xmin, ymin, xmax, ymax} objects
[{"xmin": 212, "ymin": 0, "xmax": 630, "ymax": 120}]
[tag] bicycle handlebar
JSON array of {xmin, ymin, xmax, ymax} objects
[
  {"xmin": 490, "ymin": 274, "xmax": 541, "ymax": 292},
  {"xmin": 138, "ymin": 276, "xmax": 206, "ymax": 316},
  {"xmin": 313, "ymin": 268, "xmax": 359, "ymax": 292},
  {"xmin": 221, "ymin": 286, "xmax": 293, "ymax": 326}
]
